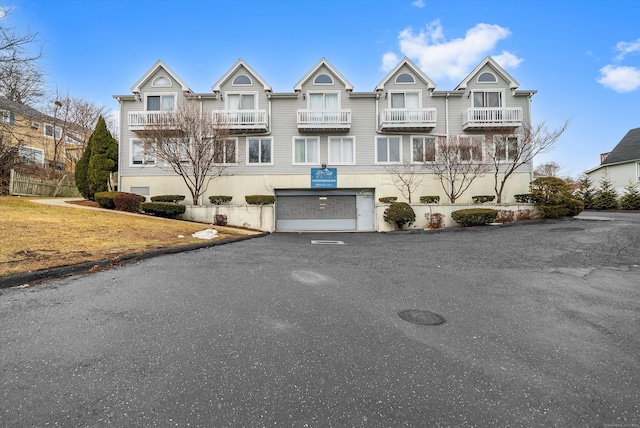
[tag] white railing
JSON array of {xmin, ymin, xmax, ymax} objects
[
  {"xmin": 462, "ymin": 107, "xmax": 522, "ymax": 128},
  {"xmin": 128, "ymin": 111, "xmax": 176, "ymax": 128},
  {"xmin": 379, "ymin": 108, "xmax": 437, "ymax": 127},
  {"xmin": 297, "ymin": 109, "xmax": 351, "ymax": 128},
  {"xmin": 212, "ymin": 110, "xmax": 268, "ymax": 129}
]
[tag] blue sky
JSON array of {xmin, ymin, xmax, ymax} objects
[{"xmin": 5, "ymin": 0, "xmax": 640, "ymax": 177}]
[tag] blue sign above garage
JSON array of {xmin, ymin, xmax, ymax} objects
[{"xmin": 310, "ymin": 168, "xmax": 337, "ymax": 188}]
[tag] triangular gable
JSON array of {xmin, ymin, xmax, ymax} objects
[
  {"xmin": 294, "ymin": 58, "xmax": 353, "ymax": 92},
  {"xmin": 375, "ymin": 57, "xmax": 436, "ymax": 91},
  {"xmin": 454, "ymin": 56, "xmax": 519, "ymax": 91},
  {"xmin": 601, "ymin": 127, "xmax": 640, "ymax": 165},
  {"xmin": 130, "ymin": 60, "xmax": 192, "ymax": 94},
  {"xmin": 211, "ymin": 58, "xmax": 272, "ymax": 92}
]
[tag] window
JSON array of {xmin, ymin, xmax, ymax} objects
[
  {"xmin": 412, "ymin": 136, "xmax": 436, "ymax": 162},
  {"xmin": 390, "ymin": 92, "xmax": 420, "ymax": 109},
  {"xmin": 396, "ymin": 73, "xmax": 415, "ymax": 84},
  {"xmin": 314, "ymin": 74, "xmax": 333, "ymax": 85},
  {"xmin": 131, "ymin": 139, "xmax": 155, "ymax": 166},
  {"xmin": 152, "ymin": 76, "xmax": 171, "ymax": 87},
  {"xmin": 637, "ymin": 162, "xmax": 640, "ymax": 182},
  {"xmin": 233, "ymin": 75, "xmax": 252, "ymax": 85},
  {"xmin": 458, "ymin": 136, "xmax": 484, "ymax": 161},
  {"xmin": 44, "ymin": 123, "xmax": 62, "ymax": 139},
  {"xmin": 146, "ymin": 94, "xmax": 175, "ymax": 111},
  {"xmin": 213, "ymin": 139, "xmax": 237, "ymax": 164},
  {"xmin": 495, "ymin": 137, "xmax": 518, "ymax": 162},
  {"xmin": 248, "ymin": 138, "xmax": 272, "ymax": 164},
  {"xmin": 329, "ymin": 137, "xmax": 355, "ymax": 164},
  {"xmin": 293, "ymin": 137, "xmax": 319, "ymax": 164},
  {"xmin": 376, "ymin": 136, "xmax": 401, "ymax": 163},
  {"xmin": 227, "ymin": 93, "xmax": 255, "ymax": 110},
  {"xmin": 473, "ymin": 91, "xmax": 502, "ymax": 108},
  {"xmin": 0, "ymin": 110, "xmax": 13, "ymax": 124},
  {"xmin": 18, "ymin": 146, "xmax": 44, "ymax": 165},
  {"xmin": 478, "ymin": 72, "xmax": 497, "ymax": 83},
  {"xmin": 309, "ymin": 92, "xmax": 338, "ymax": 110}
]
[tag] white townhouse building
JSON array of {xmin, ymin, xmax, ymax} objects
[{"xmin": 114, "ymin": 56, "xmax": 536, "ymax": 232}]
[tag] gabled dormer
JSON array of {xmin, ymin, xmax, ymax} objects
[
  {"xmin": 211, "ymin": 59, "xmax": 271, "ymax": 133},
  {"xmin": 454, "ymin": 56, "xmax": 524, "ymax": 130},
  {"xmin": 128, "ymin": 60, "xmax": 192, "ymax": 131},
  {"xmin": 294, "ymin": 58, "xmax": 352, "ymax": 131},
  {"xmin": 375, "ymin": 57, "xmax": 437, "ymax": 132}
]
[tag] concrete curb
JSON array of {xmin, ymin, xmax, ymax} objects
[{"xmin": 0, "ymin": 232, "xmax": 269, "ymax": 290}]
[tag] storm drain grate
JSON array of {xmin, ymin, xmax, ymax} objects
[
  {"xmin": 398, "ymin": 309, "xmax": 446, "ymax": 326},
  {"xmin": 311, "ymin": 240, "xmax": 345, "ymax": 245}
]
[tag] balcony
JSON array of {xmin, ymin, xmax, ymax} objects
[
  {"xmin": 128, "ymin": 111, "xmax": 177, "ymax": 131},
  {"xmin": 213, "ymin": 110, "xmax": 268, "ymax": 133},
  {"xmin": 379, "ymin": 108, "xmax": 437, "ymax": 131},
  {"xmin": 462, "ymin": 107, "xmax": 523, "ymax": 130},
  {"xmin": 297, "ymin": 109, "xmax": 351, "ymax": 131}
]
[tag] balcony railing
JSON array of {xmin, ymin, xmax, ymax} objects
[
  {"xmin": 379, "ymin": 108, "xmax": 437, "ymax": 131},
  {"xmin": 128, "ymin": 111, "xmax": 176, "ymax": 130},
  {"xmin": 297, "ymin": 109, "xmax": 351, "ymax": 131},
  {"xmin": 462, "ymin": 107, "xmax": 523, "ymax": 130},
  {"xmin": 213, "ymin": 109, "xmax": 268, "ymax": 132}
]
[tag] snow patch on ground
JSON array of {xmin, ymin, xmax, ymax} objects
[{"xmin": 192, "ymin": 228, "xmax": 219, "ymax": 240}]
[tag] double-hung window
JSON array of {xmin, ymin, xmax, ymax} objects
[
  {"xmin": 376, "ymin": 136, "xmax": 401, "ymax": 163},
  {"xmin": 213, "ymin": 139, "xmax": 237, "ymax": 164},
  {"xmin": 329, "ymin": 137, "xmax": 355, "ymax": 165},
  {"xmin": 146, "ymin": 94, "xmax": 175, "ymax": 111},
  {"xmin": 412, "ymin": 136, "xmax": 436, "ymax": 162},
  {"xmin": 458, "ymin": 136, "xmax": 484, "ymax": 162},
  {"xmin": 495, "ymin": 137, "xmax": 518, "ymax": 162},
  {"xmin": 293, "ymin": 137, "xmax": 319, "ymax": 164},
  {"xmin": 44, "ymin": 123, "xmax": 62, "ymax": 139},
  {"xmin": 248, "ymin": 138, "xmax": 272, "ymax": 164},
  {"xmin": 131, "ymin": 139, "xmax": 155, "ymax": 166}
]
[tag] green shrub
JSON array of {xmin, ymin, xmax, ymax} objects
[
  {"xmin": 566, "ymin": 198, "xmax": 585, "ymax": 217},
  {"xmin": 114, "ymin": 193, "xmax": 144, "ymax": 213},
  {"xmin": 378, "ymin": 196, "xmax": 398, "ymax": 204},
  {"xmin": 472, "ymin": 195, "xmax": 495, "ymax": 204},
  {"xmin": 575, "ymin": 176, "xmax": 595, "ymax": 209},
  {"xmin": 383, "ymin": 202, "xmax": 416, "ymax": 229},
  {"xmin": 245, "ymin": 195, "xmax": 275, "ymax": 205},
  {"xmin": 529, "ymin": 177, "xmax": 575, "ymax": 219},
  {"xmin": 95, "ymin": 191, "xmax": 124, "ymax": 209},
  {"xmin": 593, "ymin": 178, "xmax": 619, "ymax": 210},
  {"xmin": 140, "ymin": 202, "xmax": 186, "ymax": 218},
  {"xmin": 151, "ymin": 194, "xmax": 186, "ymax": 203},
  {"xmin": 209, "ymin": 195, "xmax": 233, "ymax": 205},
  {"xmin": 537, "ymin": 205, "xmax": 569, "ymax": 219},
  {"xmin": 451, "ymin": 208, "xmax": 498, "ymax": 226},
  {"xmin": 514, "ymin": 193, "xmax": 534, "ymax": 203},
  {"xmin": 620, "ymin": 184, "xmax": 640, "ymax": 210},
  {"xmin": 419, "ymin": 195, "xmax": 440, "ymax": 204}
]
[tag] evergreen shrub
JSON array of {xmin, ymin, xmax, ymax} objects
[
  {"xmin": 151, "ymin": 195, "xmax": 186, "ymax": 203},
  {"xmin": 451, "ymin": 208, "xmax": 498, "ymax": 226},
  {"xmin": 383, "ymin": 202, "xmax": 416, "ymax": 229},
  {"xmin": 472, "ymin": 195, "xmax": 495, "ymax": 204},
  {"xmin": 140, "ymin": 202, "xmax": 186, "ymax": 218},
  {"xmin": 95, "ymin": 191, "xmax": 125, "ymax": 209},
  {"xmin": 378, "ymin": 196, "xmax": 398, "ymax": 203},
  {"xmin": 245, "ymin": 195, "xmax": 275, "ymax": 205},
  {"xmin": 620, "ymin": 184, "xmax": 640, "ymax": 210},
  {"xmin": 209, "ymin": 195, "xmax": 233, "ymax": 205},
  {"xmin": 419, "ymin": 195, "xmax": 440, "ymax": 203},
  {"xmin": 566, "ymin": 198, "xmax": 585, "ymax": 217},
  {"xmin": 593, "ymin": 178, "xmax": 619, "ymax": 210},
  {"xmin": 114, "ymin": 192, "xmax": 145, "ymax": 213},
  {"xmin": 514, "ymin": 193, "xmax": 534, "ymax": 203}
]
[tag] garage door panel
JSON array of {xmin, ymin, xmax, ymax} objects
[{"xmin": 276, "ymin": 194, "xmax": 357, "ymax": 231}]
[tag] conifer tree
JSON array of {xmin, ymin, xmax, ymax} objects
[
  {"xmin": 593, "ymin": 178, "xmax": 619, "ymax": 210},
  {"xmin": 87, "ymin": 116, "xmax": 118, "ymax": 199},
  {"xmin": 74, "ymin": 134, "xmax": 92, "ymax": 199},
  {"xmin": 575, "ymin": 175, "xmax": 595, "ymax": 210},
  {"xmin": 620, "ymin": 182, "xmax": 640, "ymax": 210}
]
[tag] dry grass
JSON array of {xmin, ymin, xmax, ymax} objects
[{"xmin": 0, "ymin": 196, "xmax": 256, "ymax": 277}]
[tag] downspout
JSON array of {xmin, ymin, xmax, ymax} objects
[
  {"xmin": 116, "ymin": 97, "xmax": 122, "ymax": 192},
  {"xmin": 199, "ymin": 95, "xmax": 203, "ymax": 206},
  {"xmin": 445, "ymin": 93, "xmax": 452, "ymax": 199}
]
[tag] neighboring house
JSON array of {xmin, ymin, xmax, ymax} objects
[
  {"xmin": 586, "ymin": 127, "xmax": 640, "ymax": 194},
  {"xmin": 0, "ymin": 97, "xmax": 86, "ymax": 170},
  {"xmin": 114, "ymin": 56, "xmax": 536, "ymax": 231}
]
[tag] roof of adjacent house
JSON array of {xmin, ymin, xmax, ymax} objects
[
  {"xmin": 0, "ymin": 97, "xmax": 47, "ymax": 120},
  {"xmin": 601, "ymin": 127, "xmax": 640, "ymax": 165}
]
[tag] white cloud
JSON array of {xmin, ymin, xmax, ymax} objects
[
  {"xmin": 615, "ymin": 38, "xmax": 640, "ymax": 61},
  {"xmin": 381, "ymin": 52, "xmax": 399, "ymax": 72},
  {"xmin": 597, "ymin": 65, "xmax": 640, "ymax": 92},
  {"xmin": 381, "ymin": 20, "xmax": 521, "ymax": 80},
  {"xmin": 492, "ymin": 51, "xmax": 523, "ymax": 68},
  {"xmin": 412, "ymin": 0, "xmax": 425, "ymax": 7}
]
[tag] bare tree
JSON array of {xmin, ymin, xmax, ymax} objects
[
  {"xmin": 483, "ymin": 119, "xmax": 570, "ymax": 203},
  {"xmin": 534, "ymin": 161, "xmax": 562, "ymax": 177},
  {"xmin": 140, "ymin": 99, "xmax": 234, "ymax": 205},
  {"xmin": 429, "ymin": 135, "xmax": 490, "ymax": 203},
  {"xmin": 384, "ymin": 159, "xmax": 424, "ymax": 203}
]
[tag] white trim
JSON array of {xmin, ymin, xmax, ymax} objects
[
  {"xmin": 410, "ymin": 135, "xmax": 437, "ymax": 163},
  {"xmin": 43, "ymin": 123, "xmax": 62, "ymax": 139},
  {"xmin": 328, "ymin": 136, "xmax": 356, "ymax": 165},
  {"xmin": 387, "ymin": 90, "xmax": 422, "ymax": 108},
  {"xmin": 292, "ymin": 136, "xmax": 320, "ymax": 165},
  {"xmin": 469, "ymin": 88, "xmax": 505, "ymax": 108},
  {"xmin": 313, "ymin": 74, "xmax": 334, "ymax": 85},
  {"xmin": 232, "ymin": 75, "xmax": 252, "ymax": 86},
  {"xmin": 307, "ymin": 90, "xmax": 341, "ymax": 109},
  {"xmin": 246, "ymin": 137, "xmax": 274, "ymax": 166},
  {"xmin": 145, "ymin": 92, "xmax": 177, "ymax": 111},
  {"xmin": 152, "ymin": 76, "xmax": 172, "ymax": 87},
  {"xmin": 637, "ymin": 161, "xmax": 640, "ymax": 182},
  {"xmin": 213, "ymin": 138, "xmax": 239, "ymax": 166},
  {"xmin": 395, "ymin": 73, "xmax": 415, "ymax": 84},
  {"xmin": 477, "ymin": 72, "xmax": 497, "ymax": 83},
  {"xmin": 224, "ymin": 91, "xmax": 259, "ymax": 110},
  {"xmin": 212, "ymin": 59, "xmax": 272, "ymax": 92},
  {"xmin": 130, "ymin": 138, "xmax": 156, "ymax": 167},
  {"xmin": 131, "ymin": 60, "xmax": 191, "ymax": 93},
  {"xmin": 294, "ymin": 58, "xmax": 353, "ymax": 92},
  {"xmin": 375, "ymin": 135, "xmax": 402, "ymax": 164}
]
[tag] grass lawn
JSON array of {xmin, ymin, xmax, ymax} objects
[{"xmin": 0, "ymin": 196, "xmax": 256, "ymax": 277}]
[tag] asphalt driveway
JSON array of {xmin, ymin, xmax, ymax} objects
[{"xmin": 1, "ymin": 211, "xmax": 639, "ymax": 427}]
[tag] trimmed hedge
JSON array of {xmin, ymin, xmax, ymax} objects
[
  {"xmin": 151, "ymin": 194, "xmax": 185, "ymax": 203},
  {"xmin": 514, "ymin": 193, "xmax": 534, "ymax": 203},
  {"xmin": 383, "ymin": 202, "xmax": 416, "ymax": 229},
  {"xmin": 419, "ymin": 195, "xmax": 440, "ymax": 204},
  {"xmin": 114, "ymin": 193, "xmax": 143, "ymax": 213},
  {"xmin": 451, "ymin": 208, "xmax": 498, "ymax": 227},
  {"xmin": 245, "ymin": 195, "xmax": 275, "ymax": 205},
  {"xmin": 140, "ymin": 202, "xmax": 186, "ymax": 218},
  {"xmin": 209, "ymin": 195, "xmax": 232, "ymax": 205},
  {"xmin": 472, "ymin": 195, "xmax": 495, "ymax": 204},
  {"xmin": 95, "ymin": 191, "xmax": 144, "ymax": 209},
  {"xmin": 378, "ymin": 196, "xmax": 398, "ymax": 204}
]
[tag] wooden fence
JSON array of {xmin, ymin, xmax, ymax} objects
[{"xmin": 9, "ymin": 169, "xmax": 81, "ymax": 197}]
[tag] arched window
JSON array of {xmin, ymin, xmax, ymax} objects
[
  {"xmin": 233, "ymin": 75, "xmax": 252, "ymax": 85},
  {"xmin": 478, "ymin": 72, "xmax": 497, "ymax": 83},
  {"xmin": 152, "ymin": 76, "xmax": 171, "ymax": 87},
  {"xmin": 314, "ymin": 74, "xmax": 333, "ymax": 85},
  {"xmin": 396, "ymin": 73, "xmax": 415, "ymax": 84}
]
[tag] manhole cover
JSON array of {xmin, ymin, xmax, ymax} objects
[
  {"xmin": 398, "ymin": 309, "xmax": 445, "ymax": 326},
  {"xmin": 311, "ymin": 240, "xmax": 344, "ymax": 245}
]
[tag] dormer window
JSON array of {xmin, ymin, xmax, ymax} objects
[
  {"xmin": 152, "ymin": 76, "xmax": 172, "ymax": 87},
  {"xmin": 478, "ymin": 72, "xmax": 497, "ymax": 83},
  {"xmin": 314, "ymin": 74, "xmax": 333, "ymax": 85},
  {"xmin": 233, "ymin": 75, "xmax": 252, "ymax": 85},
  {"xmin": 396, "ymin": 73, "xmax": 415, "ymax": 84}
]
